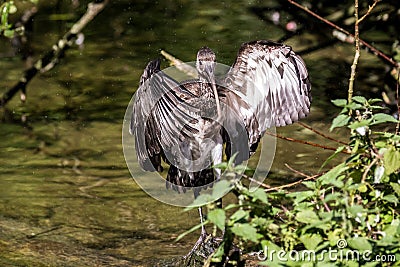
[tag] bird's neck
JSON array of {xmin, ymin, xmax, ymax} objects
[{"xmin": 198, "ymin": 77, "xmax": 215, "ymax": 98}]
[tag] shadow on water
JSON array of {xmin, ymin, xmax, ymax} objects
[{"xmin": 0, "ymin": 0, "xmax": 395, "ymax": 266}]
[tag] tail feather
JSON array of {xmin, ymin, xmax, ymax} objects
[{"xmin": 166, "ymin": 166, "xmax": 217, "ymax": 198}]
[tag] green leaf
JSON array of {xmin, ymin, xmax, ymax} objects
[
  {"xmin": 371, "ymin": 113, "xmax": 399, "ymax": 125},
  {"xmin": 382, "ymin": 194, "xmax": 398, "ymax": 204},
  {"xmin": 348, "ymin": 119, "xmax": 371, "ymax": 129},
  {"xmin": 230, "ymin": 209, "xmax": 248, "ymax": 222},
  {"xmin": 346, "ymin": 102, "xmax": 363, "ymax": 110},
  {"xmin": 390, "ymin": 182, "xmax": 400, "ymax": 197},
  {"xmin": 348, "ymin": 205, "xmax": 363, "ymax": 218},
  {"xmin": 231, "ymin": 223, "xmax": 261, "ymax": 242},
  {"xmin": 330, "ymin": 114, "xmax": 350, "ymax": 131},
  {"xmin": 302, "ymin": 181, "xmax": 316, "ymax": 190},
  {"xmin": 296, "ymin": 210, "xmax": 320, "ymax": 224},
  {"xmin": 320, "ymin": 146, "xmax": 346, "ymax": 170},
  {"xmin": 331, "ymin": 99, "xmax": 347, "ymax": 107},
  {"xmin": 213, "ymin": 162, "xmax": 227, "ymax": 169},
  {"xmin": 234, "ymin": 164, "xmax": 252, "ymax": 172},
  {"xmin": 352, "ymin": 95, "xmax": 367, "ymax": 104},
  {"xmin": 367, "ymin": 98, "xmax": 383, "ymax": 104},
  {"xmin": 319, "ymin": 163, "xmax": 346, "ymax": 187},
  {"xmin": 208, "ymin": 209, "xmax": 226, "ymax": 231},
  {"xmin": 3, "ymin": 29, "xmax": 14, "ymax": 38},
  {"xmin": 300, "ymin": 233, "xmax": 323, "ymax": 250},
  {"xmin": 211, "ymin": 180, "xmax": 233, "ymax": 199},
  {"xmin": 383, "ymin": 147, "xmax": 400, "ymax": 175},
  {"xmin": 289, "ymin": 190, "xmax": 314, "ymax": 205},
  {"xmin": 211, "ymin": 242, "xmax": 225, "ymax": 262},
  {"xmin": 248, "ymin": 188, "xmax": 269, "ymax": 204},
  {"xmin": 347, "ymin": 237, "xmax": 372, "ymax": 251},
  {"xmin": 189, "ymin": 194, "xmax": 215, "ymax": 208}
]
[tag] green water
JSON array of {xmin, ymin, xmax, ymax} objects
[{"xmin": 0, "ymin": 0, "xmax": 391, "ymax": 266}]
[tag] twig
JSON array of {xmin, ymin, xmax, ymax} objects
[
  {"xmin": 287, "ymin": 0, "xmax": 399, "ymax": 68},
  {"xmin": 26, "ymin": 225, "xmax": 63, "ymax": 239},
  {"xmin": 296, "ymin": 122, "xmax": 348, "ymax": 145},
  {"xmin": 320, "ymin": 194, "xmax": 331, "ymax": 212},
  {"xmin": 264, "ymin": 173, "xmax": 320, "ymax": 192},
  {"xmin": 361, "ymin": 157, "xmax": 378, "ymax": 183},
  {"xmin": 265, "ymin": 131, "xmax": 351, "ymax": 154},
  {"xmin": 284, "ymin": 163, "xmax": 309, "ymax": 178},
  {"xmin": 0, "ymin": 0, "xmax": 109, "ymax": 107},
  {"xmin": 243, "ymin": 174, "xmax": 272, "ymax": 189},
  {"xmin": 358, "ymin": 0, "xmax": 380, "ymax": 24},
  {"xmin": 160, "ymin": 50, "xmax": 197, "ymax": 78},
  {"xmin": 242, "ymin": 166, "xmax": 319, "ymax": 192},
  {"xmin": 396, "ymin": 67, "xmax": 400, "ymax": 135},
  {"xmin": 348, "ymin": 0, "xmax": 360, "ymax": 105}
]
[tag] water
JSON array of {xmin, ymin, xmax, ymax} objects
[{"xmin": 0, "ymin": 0, "xmax": 392, "ymax": 266}]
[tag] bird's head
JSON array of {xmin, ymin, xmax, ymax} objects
[{"xmin": 196, "ymin": 47, "xmax": 216, "ymax": 84}]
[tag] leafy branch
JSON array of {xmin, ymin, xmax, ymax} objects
[{"xmin": 0, "ymin": 0, "xmax": 109, "ymax": 107}]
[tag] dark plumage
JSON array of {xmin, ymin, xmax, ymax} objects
[{"xmin": 130, "ymin": 40, "xmax": 311, "ymax": 196}]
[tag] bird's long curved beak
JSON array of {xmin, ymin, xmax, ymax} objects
[{"xmin": 204, "ymin": 67, "xmax": 221, "ymax": 117}]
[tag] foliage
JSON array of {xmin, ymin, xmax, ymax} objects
[
  {"xmin": 187, "ymin": 98, "xmax": 400, "ymax": 266},
  {"xmin": 0, "ymin": 0, "xmax": 38, "ymax": 38}
]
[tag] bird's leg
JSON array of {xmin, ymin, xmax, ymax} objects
[
  {"xmin": 183, "ymin": 207, "xmax": 210, "ymax": 262},
  {"xmin": 198, "ymin": 206, "xmax": 207, "ymax": 236}
]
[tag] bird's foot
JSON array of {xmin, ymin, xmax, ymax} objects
[
  {"xmin": 183, "ymin": 232, "xmax": 221, "ymax": 266},
  {"xmin": 183, "ymin": 231, "xmax": 209, "ymax": 261}
]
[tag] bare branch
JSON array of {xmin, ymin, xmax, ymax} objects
[
  {"xmin": 287, "ymin": 0, "xmax": 399, "ymax": 68},
  {"xmin": 160, "ymin": 50, "xmax": 197, "ymax": 78},
  {"xmin": 396, "ymin": 67, "xmax": 400, "ymax": 135},
  {"xmin": 297, "ymin": 122, "xmax": 348, "ymax": 145},
  {"xmin": 264, "ymin": 174, "xmax": 320, "ymax": 192},
  {"xmin": 348, "ymin": 0, "xmax": 360, "ymax": 104},
  {"xmin": 265, "ymin": 131, "xmax": 351, "ymax": 154},
  {"xmin": 284, "ymin": 163, "xmax": 309, "ymax": 178},
  {"xmin": 358, "ymin": 0, "xmax": 380, "ymax": 24}
]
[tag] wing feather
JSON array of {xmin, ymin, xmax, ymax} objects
[
  {"xmin": 130, "ymin": 59, "xmax": 200, "ymax": 172},
  {"xmin": 225, "ymin": 40, "xmax": 311, "ymax": 149}
]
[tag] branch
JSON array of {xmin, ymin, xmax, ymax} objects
[
  {"xmin": 396, "ymin": 67, "xmax": 400, "ymax": 135},
  {"xmin": 358, "ymin": 0, "xmax": 380, "ymax": 24},
  {"xmin": 297, "ymin": 122, "xmax": 348, "ymax": 145},
  {"xmin": 265, "ymin": 131, "xmax": 351, "ymax": 154},
  {"xmin": 0, "ymin": 0, "xmax": 109, "ymax": 107},
  {"xmin": 264, "ymin": 173, "xmax": 320, "ymax": 192},
  {"xmin": 348, "ymin": 0, "xmax": 360, "ymax": 105},
  {"xmin": 160, "ymin": 50, "xmax": 197, "ymax": 78},
  {"xmin": 287, "ymin": 0, "xmax": 399, "ymax": 68}
]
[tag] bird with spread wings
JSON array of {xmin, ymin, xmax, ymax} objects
[{"xmin": 130, "ymin": 40, "xmax": 311, "ymax": 197}]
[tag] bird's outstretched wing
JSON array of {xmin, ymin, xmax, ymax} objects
[
  {"xmin": 224, "ymin": 40, "xmax": 311, "ymax": 150},
  {"xmin": 130, "ymin": 59, "xmax": 201, "ymax": 172}
]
